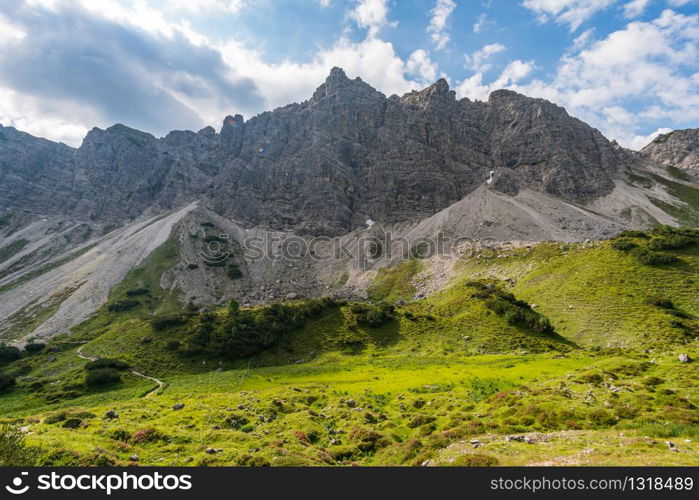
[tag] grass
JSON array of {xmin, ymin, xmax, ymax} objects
[
  {"xmin": 0, "ymin": 234, "xmax": 697, "ymax": 466},
  {"xmin": 667, "ymin": 166, "xmax": 692, "ymax": 182},
  {"xmin": 0, "ymin": 239, "xmax": 28, "ymax": 265},
  {"xmin": 648, "ymin": 173, "xmax": 699, "ymax": 226},
  {"xmin": 0, "ymin": 243, "xmax": 98, "ymax": 295},
  {"xmin": 367, "ymin": 259, "xmax": 422, "ymax": 302}
]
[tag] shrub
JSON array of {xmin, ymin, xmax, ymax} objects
[
  {"xmin": 227, "ymin": 264, "xmax": 243, "ymax": 279},
  {"xmin": 630, "ymin": 247, "xmax": 678, "ymax": 266},
  {"xmin": 165, "ymin": 340, "xmax": 181, "ymax": 351},
  {"xmin": 183, "ymin": 297, "xmax": 338, "ymax": 359},
  {"xmin": 617, "ymin": 230, "xmax": 649, "ymax": 239},
  {"xmin": 107, "ymin": 299, "xmax": 140, "ymax": 312},
  {"xmin": 85, "ymin": 368, "xmax": 122, "ymax": 387},
  {"xmin": 611, "ymin": 239, "xmax": 637, "ymax": 252},
  {"xmin": 129, "ymin": 428, "xmax": 165, "ymax": 444},
  {"xmin": 84, "ymin": 358, "xmax": 129, "ymax": 371},
  {"xmin": 466, "ymin": 281, "xmax": 556, "ymax": 335},
  {"xmin": 0, "ymin": 344, "xmax": 21, "ymax": 364},
  {"xmin": 407, "ymin": 414, "xmax": 436, "ymax": 428},
  {"xmin": 228, "ymin": 299, "xmax": 240, "ymax": 317},
  {"xmin": 348, "ymin": 427, "xmax": 391, "ymax": 452},
  {"xmin": 350, "ymin": 303, "xmax": 395, "ymax": 327},
  {"xmin": 24, "ymin": 342, "xmax": 46, "ymax": 353},
  {"xmin": 0, "ymin": 373, "xmax": 15, "ymax": 393},
  {"xmin": 0, "ymin": 424, "xmax": 39, "ymax": 466},
  {"xmin": 150, "ymin": 314, "xmax": 189, "ymax": 331},
  {"xmin": 450, "ymin": 453, "xmax": 499, "ymax": 466},
  {"xmin": 587, "ymin": 409, "xmax": 617, "ymax": 427},
  {"xmin": 187, "ymin": 263, "xmax": 199, "ymax": 270},
  {"xmin": 645, "ymin": 296, "xmax": 674, "ymax": 309},
  {"xmin": 648, "ymin": 235, "xmax": 695, "ymax": 251},
  {"xmin": 125, "ymin": 287, "xmax": 149, "ymax": 297}
]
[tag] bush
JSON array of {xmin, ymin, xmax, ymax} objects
[
  {"xmin": 85, "ymin": 368, "xmax": 122, "ymax": 387},
  {"xmin": 125, "ymin": 287, "xmax": 149, "ymax": 297},
  {"xmin": 611, "ymin": 239, "xmax": 637, "ymax": 252},
  {"xmin": 183, "ymin": 298, "xmax": 339, "ymax": 359},
  {"xmin": 150, "ymin": 314, "xmax": 190, "ymax": 331},
  {"xmin": 407, "ymin": 414, "xmax": 436, "ymax": 428},
  {"xmin": 350, "ymin": 303, "xmax": 395, "ymax": 327},
  {"xmin": 228, "ymin": 299, "xmax": 240, "ymax": 317},
  {"xmin": 227, "ymin": 264, "xmax": 243, "ymax": 279},
  {"xmin": 84, "ymin": 358, "xmax": 129, "ymax": 371},
  {"xmin": 24, "ymin": 342, "xmax": 46, "ymax": 353},
  {"xmin": 0, "ymin": 373, "xmax": 15, "ymax": 393},
  {"xmin": 450, "ymin": 453, "xmax": 499, "ymax": 466},
  {"xmin": 348, "ymin": 427, "xmax": 391, "ymax": 452},
  {"xmin": 648, "ymin": 235, "xmax": 695, "ymax": 251},
  {"xmin": 107, "ymin": 299, "xmax": 140, "ymax": 312},
  {"xmin": 0, "ymin": 424, "xmax": 39, "ymax": 466},
  {"xmin": 0, "ymin": 344, "xmax": 21, "ymax": 364},
  {"xmin": 630, "ymin": 248, "xmax": 678, "ymax": 266},
  {"xmin": 617, "ymin": 230, "xmax": 649, "ymax": 239},
  {"xmin": 165, "ymin": 340, "xmax": 180, "ymax": 351},
  {"xmin": 645, "ymin": 296, "xmax": 674, "ymax": 309},
  {"xmin": 129, "ymin": 428, "xmax": 165, "ymax": 444}
]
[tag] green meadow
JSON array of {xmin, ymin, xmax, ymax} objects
[{"xmin": 1, "ymin": 226, "xmax": 697, "ymax": 466}]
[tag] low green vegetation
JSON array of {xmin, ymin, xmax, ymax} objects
[
  {"xmin": 368, "ymin": 259, "xmax": 422, "ymax": 302},
  {"xmin": 0, "ymin": 230, "xmax": 697, "ymax": 466}
]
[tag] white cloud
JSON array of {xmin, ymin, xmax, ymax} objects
[
  {"xmin": 0, "ymin": 0, "xmax": 433, "ymax": 146},
  {"xmin": 427, "ymin": 0, "xmax": 457, "ymax": 50},
  {"xmin": 628, "ymin": 127, "xmax": 673, "ymax": 149},
  {"xmin": 319, "ymin": 0, "xmax": 332, "ymax": 6},
  {"xmin": 473, "ymin": 12, "xmax": 494, "ymax": 33},
  {"xmin": 522, "ymin": 0, "xmax": 616, "ymax": 31},
  {"xmin": 406, "ymin": 49, "xmax": 439, "ymax": 83},
  {"xmin": 349, "ymin": 0, "xmax": 396, "ymax": 37},
  {"xmin": 218, "ymin": 36, "xmax": 425, "ymax": 108},
  {"xmin": 464, "ymin": 42, "xmax": 506, "ymax": 71},
  {"xmin": 569, "ymin": 28, "xmax": 595, "ymax": 52},
  {"xmin": 457, "ymin": 58, "xmax": 534, "ymax": 101},
  {"xmin": 517, "ymin": 9, "xmax": 699, "ymax": 148},
  {"xmin": 0, "ymin": 86, "xmax": 93, "ymax": 145},
  {"xmin": 623, "ymin": 0, "xmax": 651, "ymax": 18},
  {"xmin": 169, "ymin": 0, "xmax": 246, "ymax": 13}
]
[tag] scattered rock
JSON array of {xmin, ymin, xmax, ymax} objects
[
  {"xmin": 172, "ymin": 403, "xmax": 185, "ymax": 410},
  {"xmin": 104, "ymin": 410, "xmax": 119, "ymax": 419},
  {"xmin": 678, "ymin": 354, "xmax": 692, "ymax": 363},
  {"xmin": 205, "ymin": 448, "xmax": 223, "ymax": 454},
  {"xmin": 130, "ymin": 454, "xmax": 139, "ymax": 462}
]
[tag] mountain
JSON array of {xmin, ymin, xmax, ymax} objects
[
  {"xmin": 1, "ymin": 67, "xmax": 698, "ymax": 342},
  {"xmin": 641, "ymin": 128, "xmax": 699, "ymax": 179}
]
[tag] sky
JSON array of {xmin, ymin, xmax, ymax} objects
[{"xmin": 0, "ymin": 0, "xmax": 697, "ymax": 150}]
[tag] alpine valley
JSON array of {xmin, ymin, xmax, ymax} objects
[{"xmin": 0, "ymin": 69, "xmax": 697, "ymax": 467}]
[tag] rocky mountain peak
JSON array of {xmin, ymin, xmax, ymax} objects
[{"xmin": 641, "ymin": 128, "xmax": 699, "ymax": 174}]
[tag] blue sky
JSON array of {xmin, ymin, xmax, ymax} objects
[{"xmin": 0, "ymin": 0, "xmax": 697, "ymax": 149}]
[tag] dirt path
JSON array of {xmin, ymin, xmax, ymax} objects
[{"xmin": 76, "ymin": 346, "xmax": 164, "ymax": 398}]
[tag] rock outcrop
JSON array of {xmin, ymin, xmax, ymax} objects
[
  {"xmin": 641, "ymin": 128, "xmax": 699, "ymax": 176},
  {"xmin": 1, "ymin": 67, "xmax": 642, "ymax": 235}
]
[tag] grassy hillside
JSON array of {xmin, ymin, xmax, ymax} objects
[{"xmin": 0, "ymin": 227, "xmax": 697, "ymax": 466}]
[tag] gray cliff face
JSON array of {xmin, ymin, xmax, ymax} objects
[
  {"xmin": 0, "ymin": 67, "xmax": 660, "ymax": 235},
  {"xmin": 641, "ymin": 128, "xmax": 699, "ymax": 173}
]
